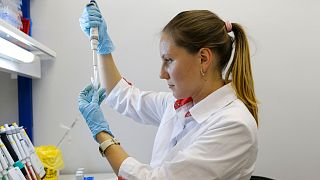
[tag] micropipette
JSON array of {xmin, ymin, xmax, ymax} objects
[
  {"xmin": 1, "ymin": 125, "xmax": 30, "ymax": 180},
  {"xmin": 17, "ymin": 126, "xmax": 46, "ymax": 178},
  {"xmin": 88, "ymin": 0, "xmax": 100, "ymax": 90},
  {"xmin": 10, "ymin": 125, "xmax": 37, "ymax": 180},
  {"xmin": 56, "ymin": 116, "xmax": 80, "ymax": 148}
]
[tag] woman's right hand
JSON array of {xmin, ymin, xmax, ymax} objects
[{"xmin": 79, "ymin": 2, "xmax": 115, "ymax": 54}]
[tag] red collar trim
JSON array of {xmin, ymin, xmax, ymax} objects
[
  {"xmin": 174, "ymin": 97, "xmax": 193, "ymax": 110},
  {"xmin": 185, "ymin": 111, "xmax": 191, "ymax": 117}
]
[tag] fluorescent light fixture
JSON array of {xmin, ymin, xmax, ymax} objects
[
  {"xmin": 0, "ymin": 36, "xmax": 35, "ymax": 63},
  {"xmin": 0, "ymin": 24, "xmax": 31, "ymax": 46}
]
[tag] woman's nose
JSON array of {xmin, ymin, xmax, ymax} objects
[{"xmin": 159, "ymin": 66, "xmax": 169, "ymax": 80}]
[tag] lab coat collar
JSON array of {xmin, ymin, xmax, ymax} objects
[{"xmin": 190, "ymin": 83, "xmax": 237, "ymax": 124}]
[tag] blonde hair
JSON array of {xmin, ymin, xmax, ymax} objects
[
  {"xmin": 162, "ymin": 10, "xmax": 259, "ymax": 125},
  {"xmin": 225, "ymin": 23, "xmax": 259, "ymax": 125}
]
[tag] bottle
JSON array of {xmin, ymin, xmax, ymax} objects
[{"xmin": 0, "ymin": 0, "xmax": 22, "ymax": 29}]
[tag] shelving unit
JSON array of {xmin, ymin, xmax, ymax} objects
[
  {"xmin": 0, "ymin": 18, "xmax": 56, "ymax": 78},
  {"xmin": 0, "ymin": 15, "xmax": 56, "ymax": 142}
]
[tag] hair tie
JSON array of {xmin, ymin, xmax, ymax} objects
[{"xmin": 225, "ymin": 21, "xmax": 232, "ymax": 33}]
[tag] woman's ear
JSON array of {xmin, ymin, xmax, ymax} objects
[{"xmin": 199, "ymin": 48, "xmax": 213, "ymax": 71}]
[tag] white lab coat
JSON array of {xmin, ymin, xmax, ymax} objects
[{"xmin": 106, "ymin": 79, "xmax": 258, "ymax": 180}]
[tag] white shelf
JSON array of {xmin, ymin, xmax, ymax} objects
[{"xmin": 0, "ymin": 19, "xmax": 56, "ymax": 78}]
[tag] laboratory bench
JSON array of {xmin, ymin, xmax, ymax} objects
[{"xmin": 60, "ymin": 173, "xmax": 117, "ymax": 180}]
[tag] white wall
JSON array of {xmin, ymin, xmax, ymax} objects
[
  {"xmin": 29, "ymin": 0, "xmax": 320, "ymax": 179},
  {"xmin": 0, "ymin": 71, "xmax": 18, "ymax": 124}
]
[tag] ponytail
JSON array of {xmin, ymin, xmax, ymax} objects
[{"xmin": 225, "ymin": 23, "xmax": 259, "ymax": 125}]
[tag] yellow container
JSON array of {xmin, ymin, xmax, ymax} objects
[{"xmin": 35, "ymin": 145, "xmax": 64, "ymax": 180}]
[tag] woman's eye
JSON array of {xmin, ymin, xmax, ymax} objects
[{"xmin": 165, "ymin": 58, "xmax": 173, "ymax": 63}]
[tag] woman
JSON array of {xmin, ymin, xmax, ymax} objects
[{"xmin": 78, "ymin": 2, "xmax": 258, "ymax": 180}]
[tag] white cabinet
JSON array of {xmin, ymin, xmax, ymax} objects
[{"xmin": 0, "ymin": 19, "xmax": 56, "ymax": 78}]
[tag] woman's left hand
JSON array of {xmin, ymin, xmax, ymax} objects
[{"xmin": 78, "ymin": 84, "xmax": 113, "ymax": 141}]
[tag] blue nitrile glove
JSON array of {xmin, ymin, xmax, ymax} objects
[
  {"xmin": 79, "ymin": 2, "xmax": 115, "ymax": 54},
  {"xmin": 81, "ymin": 84, "xmax": 106, "ymax": 105},
  {"xmin": 78, "ymin": 84, "xmax": 113, "ymax": 140}
]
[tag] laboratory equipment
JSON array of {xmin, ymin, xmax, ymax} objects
[{"xmin": 88, "ymin": 0, "xmax": 100, "ymax": 90}]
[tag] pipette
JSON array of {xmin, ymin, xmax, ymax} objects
[
  {"xmin": 56, "ymin": 116, "xmax": 80, "ymax": 148},
  {"xmin": 88, "ymin": 0, "xmax": 100, "ymax": 90},
  {"xmin": 0, "ymin": 146, "xmax": 9, "ymax": 180},
  {"xmin": 1, "ymin": 125, "xmax": 30, "ymax": 179},
  {"xmin": 10, "ymin": 125, "xmax": 37, "ymax": 180},
  {"xmin": 0, "ymin": 132, "xmax": 26, "ymax": 180},
  {"xmin": 17, "ymin": 126, "xmax": 46, "ymax": 178}
]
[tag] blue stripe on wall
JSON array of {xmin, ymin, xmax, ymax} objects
[
  {"xmin": 18, "ymin": 76, "xmax": 33, "ymax": 142},
  {"xmin": 21, "ymin": 0, "xmax": 30, "ymax": 18},
  {"xmin": 19, "ymin": 0, "xmax": 33, "ymax": 142}
]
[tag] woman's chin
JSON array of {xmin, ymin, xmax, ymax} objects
[{"xmin": 172, "ymin": 92, "xmax": 187, "ymax": 100}]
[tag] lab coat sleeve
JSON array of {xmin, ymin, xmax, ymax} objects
[
  {"xmin": 117, "ymin": 119, "xmax": 258, "ymax": 180},
  {"xmin": 106, "ymin": 78, "xmax": 173, "ymax": 126}
]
